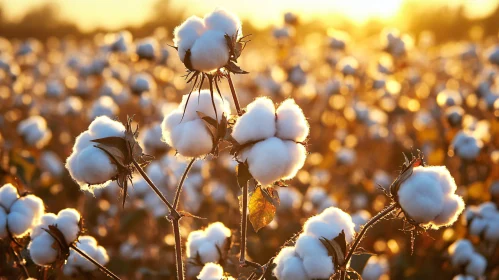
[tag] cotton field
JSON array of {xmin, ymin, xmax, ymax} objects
[{"xmin": 1, "ymin": 1, "xmax": 499, "ymax": 280}]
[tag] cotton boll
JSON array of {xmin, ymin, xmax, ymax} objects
[
  {"xmin": 362, "ymin": 256, "xmax": 389, "ymax": 280},
  {"xmin": 484, "ymin": 218, "xmax": 499, "ymax": 241},
  {"xmin": 31, "ymin": 213, "xmax": 57, "ymax": 238},
  {"xmin": 190, "ymin": 30, "xmax": 230, "ymax": 72},
  {"xmin": 174, "ymin": 16, "xmax": 206, "ymax": 61},
  {"xmin": 136, "ymin": 38, "xmax": 159, "ymax": 60},
  {"xmin": 8, "ymin": 195, "xmax": 44, "ymax": 237},
  {"xmin": 88, "ymin": 96, "xmax": 118, "ymax": 120},
  {"xmin": 180, "ymin": 89, "xmax": 230, "ymax": 122},
  {"xmin": 246, "ymin": 137, "xmax": 290, "ymax": 186},
  {"xmin": 65, "ymin": 236, "xmax": 109, "ymax": 273},
  {"xmin": 169, "ymin": 119, "xmax": 214, "ymax": 157},
  {"xmin": 197, "ymin": 262, "xmax": 230, "ymax": 280},
  {"xmin": 273, "ymin": 246, "xmax": 297, "ymax": 279},
  {"xmin": 186, "ymin": 230, "xmax": 206, "ymax": 257},
  {"xmin": 76, "ymin": 147, "xmax": 118, "ymax": 186},
  {"xmin": 302, "ymin": 255, "xmax": 334, "ymax": 279},
  {"xmin": 0, "ymin": 183, "xmax": 19, "ymax": 210},
  {"xmin": 277, "ymin": 187, "xmax": 302, "ymax": 210},
  {"xmin": 280, "ymin": 256, "xmax": 308, "ymax": 280},
  {"xmin": 204, "ymin": 222, "xmax": 231, "ymax": 246},
  {"xmin": 198, "ymin": 241, "xmax": 220, "ymax": 263},
  {"xmin": 303, "ymin": 216, "xmax": 336, "ymax": 239},
  {"xmin": 0, "ymin": 207, "xmax": 8, "ymax": 238},
  {"xmin": 336, "ymin": 147, "xmax": 356, "ymax": 166},
  {"xmin": 295, "ymin": 234, "xmax": 328, "ymax": 258},
  {"xmin": 54, "ymin": 209, "xmax": 81, "ymax": 244},
  {"xmin": 40, "ymin": 151, "xmax": 64, "ymax": 177},
  {"xmin": 130, "ymin": 73, "xmax": 156, "ymax": 94},
  {"xmin": 448, "ymin": 239, "xmax": 474, "ymax": 266},
  {"xmin": 465, "ymin": 253, "xmax": 487, "ymax": 277},
  {"xmin": 17, "ymin": 116, "xmax": 52, "ymax": 148},
  {"xmin": 469, "ymin": 218, "xmax": 488, "ymax": 236},
  {"xmin": 281, "ymin": 142, "xmax": 307, "ymax": 181},
  {"xmin": 477, "ymin": 202, "xmax": 497, "ymax": 218},
  {"xmin": 432, "ymin": 195, "xmax": 465, "ymax": 228},
  {"xmin": 232, "ymin": 97, "xmax": 276, "ymax": 144},
  {"xmin": 139, "ymin": 123, "xmax": 167, "ymax": 154},
  {"xmin": 45, "ymin": 80, "xmax": 64, "ymax": 98},
  {"xmin": 452, "ymin": 130, "xmax": 483, "ymax": 160},
  {"xmin": 275, "ymin": 99, "xmax": 309, "ymax": 142},
  {"xmin": 398, "ymin": 167, "xmax": 446, "ymax": 224},
  {"xmin": 204, "ymin": 8, "xmax": 241, "ymax": 38},
  {"xmin": 28, "ymin": 231, "xmax": 59, "ymax": 266}
]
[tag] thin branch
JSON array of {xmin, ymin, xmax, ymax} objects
[
  {"xmin": 239, "ymin": 180, "xmax": 249, "ymax": 264},
  {"xmin": 70, "ymin": 244, "xmax": 120, "ymax": 280},
  {"xmin": 172, "ymin": 218, "xmax": 185, "ymax": 280},
  {"xmin": 173, "ymin": 158, "xmax": 196, "ymax": 209},
  {"xmin": 340, "ymin": 204, "xmax": 397, "ymax": 280},
  {"xmin": 227, "ymin": 73, "xmax": 243, "ymax": 116},
  {"xmin": 132, "ymin": 159, "xmax": 179, "ymax": 218},
  {"xmin": 10, "ymin": 247, "xmax": 29, "ymax": 278}
]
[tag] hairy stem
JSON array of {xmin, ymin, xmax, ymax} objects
[
  {"xmin": 240, "ymin": 180, "xmax": 249, "ymax": 264},
  {"xmin": 172, "ymin": 218, "xmax": 185, "ymax": 280},
  {"xmin": 173, "ymin": 158, "xmax": 196, "ymax": 209},
  {"xmin": 70, "ymin": 244, "xmax": 120, "ymax": 280},
  {"xmin": 132, "ymin": 159, "xmax": 179, "ymax": 218},
  {"xmin": 227, "ymin": 73, "xmax": 243, "ymax": 116},
  {"xmin": 341, "ymin": 204, "xmax": 397, "ymax": 280}
]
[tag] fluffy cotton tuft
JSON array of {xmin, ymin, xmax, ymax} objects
[
  {"xmin": 161, "ymin": 90, "xmax": 230, "ymax": 157},
  {"xmin": 273, "ymin": 207, "xmax": 355, "ymax": 279},
  {"xmin": 186, "ymin": 222, "xmax": 231, "ymax": 265},
  {"xmin": 465, "ymin": 202, "xmax": 499, "ymax": 242},
  {"xmin": 66, "ymin": 116, "xmax": 125, "ymax": 191},
  {"xmin": 63, "ymin": 236, "xmax": 109, "ymax": 276},
  {"xmin": 448, "ymin": 239, "xmax": 487, "ymax": 278},
  {"xmin": 197, "ymin": 262, "xmax": 234, "ymax": 280},
  {"xmin": 277, "ymin": 187, "xmax": 303, "ymax": 211},
  {"xmin": 40, "ymin": 151, "xmax": 64, "ymax": 177},
  {"xmin": 174, "ymin": 8, "xmax": 241, "ymax": 72},
  {"xmin": 398, "ymin": 166, "xmax": 464, "ymax": 228},
  {"xmin": 362, "ymin": 256, "xmax": 390, "ymax": 280},
  {"xmin": 88, "ymin": 96, "xmax": 119, "ymax": 121},
  {"xmin": 232, "ymin": 98, "xmax": 309, "ymax": 186},
  {"xmin": 29, "ymin": 208, "xmax": 81, "ymax": 266},
  {"xmin": 17, "ymin": 116, "xmax": 52, "ymax": 148},
  {"xmin": 451, "ymin": 130, "xmax": 483, "ymax": 160}
]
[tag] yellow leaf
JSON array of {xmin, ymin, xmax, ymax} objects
[{"xmin": 248, "ymin": 186, "xmax": 278, "ymax": 232}]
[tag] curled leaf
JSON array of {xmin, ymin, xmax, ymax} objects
[{"xmin": 248, "ymin": 186, "xmax": 279, "ymax": 232}]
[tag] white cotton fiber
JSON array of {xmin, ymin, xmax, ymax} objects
[
  {"xmin": 63, "ymin": 236, "xmax": 109, "ymax": 275},
  {"xmin": 465, "ymin": 253, "xmax": 487, "ymax": 277},
  {"xmin": 232, "ymin": 97, "xmax": 277, "ymax": 144},
  {"xmin": 66, "ymin": 116, "xmax": 125, "ymax": 191},
  {"xmin": 130, "ymin": 73, "xmax": 156, "ymax": 94},
  {"xmin": 362, "ymin": 256, "xmax": 389, "ymax": 280},
  {"xmin": 398, "ymin": 166, "xmax": 464, "ymax": 227},
  {"xmin": 136, "ymin": 37, "xmax": 159, "ymax": 59},
  {"xmin": 452, "ymin": 130, "xmax": 483, "ymax": 160},
  {"xmin": 17, "ymin": 116, "xmax": 52, "ymax": 148},
  {"xmin": 7, "ymin": 195, "xmax": 44, "ymax": 237},
  {"xmin": 28, "ymin": 231, "xmax": 59, "ymax": 266},
  {"xmin": 277, "ymin": 187, "xmax": 302, "ymax": 210},
  {"xmin": 161, "ymin": 90, "xmax": 230, "ymax": 157},
  {"xmin": 0, "ymin": 183, "xmax": 20, "ymax": 210},
  {"xmin": 173, "ymin": 8, "xmax": 241, "ymax": 72},
  {"xmin": 88, "ymin": 96, "xmax": 119, "ymax": 120},
  {"xmin": 197, "ymin": 262, "xmax": 234, "ymax": 280},
  {"xmin": 186, "ymin": 222, "xmax": 231, "ymax": 264},
  {"xmin": 274, "ymin": 207, "xmax": 353, "ymax": 279},
  {"xmin": 276, "ymin": 99, "xmax": 309, "ymax": 142},
  {"xmin": 281, "ymin": 141, "xmax": 307, "ymax": 180},
  {"xmin": 190, "ymin": 30, "xmax": 230, "ymax": 72},
  {"xmin": 246, "ymin": 137, "xmax": 290, "ymax": 186}
]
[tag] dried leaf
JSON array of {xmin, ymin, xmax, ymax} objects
[
  {"xmin": 319, "ymin": 230, "xmax": 347, "ymax": 267},
  {"xmin": 225, "ymin": 61, "xmax": 248, "ymax": 74},
  {"xmin": 248, "ymin": 186, "xmax": 277, "ymax": 232},
  {"xmin": 179, "ymin": 211, "xmax": 206, "ymax": 220}
]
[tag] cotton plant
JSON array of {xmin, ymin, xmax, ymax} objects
[
  {"xmin": 197, "ymin": 262, "xmax": 234, "ymax": 280},
  {"xmin": 273, "ymin": 207, "xmax": 356, "ymax": 279},
  {"xmin": 448, "ymin": 239, "xmax": 487, "ymax": 278},
  {"xmin": 0, "ymin": 183, "xmax": 45, "ymax": 239},
  {"xmin": 17, "ymin": 115, "xmax": 52, "ymax": 149},
  {"xmin": 231, "ymin": 97, "xmax": 309, "ymax": 186},
  {"xmin": 63, "ymin": 236, "xmax": 109, "ymax": 277}
]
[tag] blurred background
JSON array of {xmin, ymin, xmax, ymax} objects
[{"xmin": 1, "ymin": 0, "xmax": 499, "ymax": 42}]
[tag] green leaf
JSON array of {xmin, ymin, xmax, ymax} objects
[
  {"xmin": 236, "ymin": 162, "xmax": 252, "ymax": 189},
  {"xmin": 248, "ymin": 186, "xmax": 279, "ymax": 232}
]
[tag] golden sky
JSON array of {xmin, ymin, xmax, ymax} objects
[{"xmin": 2, "ymin": 0, "xmax": 498, "ymax": 31}]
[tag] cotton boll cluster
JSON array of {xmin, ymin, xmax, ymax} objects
[
  {"xmin": 88, "ymin": 96, "xmax": 119, "ymax": 120},
  {"xmin": 135, "ymin": 37, "xmax": 159, "ymax": 60},
  {"xmin": 66, "ymin": 116, "xmax": 125, "ymax": 191},
  {"xmin": 40, "ymin": 151, "xmax": 64, "ymax": 177},
  {"xmin": 273, "ymin": 207, "xmax": 355, "ymax": 280},
  {"xmin": 0, "ymin": 183, "xmax": 45, "ymax": 238},
  {"xmin": 362, "ymin": 256, "xmax": 390, "ymax": 280},
  {"xmin": 451, "ymin": 130, "xmax": 483, "ymax": 160},
  {"xmin": 351, "ymin": 210, "xmax": 372, "ymax": 232},
  {"xmin": 173, "ymin": 8, "xmax": 241, "ymax": 72},
  {"xmin": 303, "ymin": 186, "xmax": 336, "ymax": 213},
  {"xmin": 277, "ymin": 187, "xmax": 303, "ymax": 211},
  {"xmin": 232, "ymin": 98, "xmax": 309, "ymax": 186},
  {"xmin": 397, "ymin": 166, "xmax": 465, "ymax": 228},
  {"xmin": 29, "ymin": 208, "xmax": 81, "ymax": 266},
  {"xmin": 63, "ymin": 236, "xmax": 109, "ymax": 276},
  {"xmin": 17, "ymin": 116, "xmax": 52, "ymax": 148},
  {"xmin": 186, "ymin": 222, "xmax": 231, "ymax": 267},
  {"xmin": 197, "ymin": 263, "xmax": 234, "ymax": 280},
  {"xmin": 463, "ymin": 202, "xmax": 499, "ymax": 242},
  {"xmin": 139, "ymin": 122, "xmax": 168, "ymax": 155},
  {"xmin": 161, "ymin": 90, "xmax": 230, "ymax": 157},
  {"xmin": 448, "ymin": 239, "xmax": 487, "ymax": 278}
]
